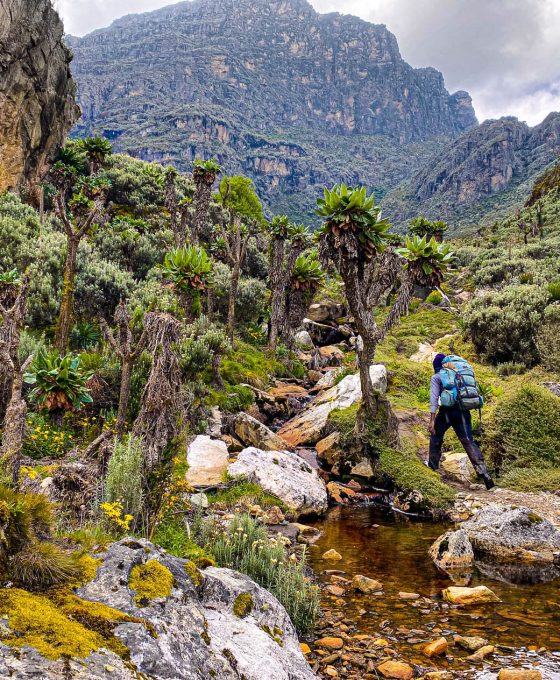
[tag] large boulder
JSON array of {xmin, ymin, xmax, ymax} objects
[
  {"xmin": 278, "ymin": 365, "xmax": 388, "ymax": 447},
  {"xmin": 0, "ymin": 0, "xmax": 80, "ymax": 194},
  {"xmin": 186, "ymin": 435, "xmax": 229, "ymax": 487},
  {"xmin": 228, "ymin": 447, "xmax": 328, "ymax": 517},
  {"xmin": 429, "ymin": 529, "xmax": 474, "ymax": 585},
  {"xmin": 0, "ymin": 539, "xmax": 315, "ymax": 679},
  {"xmin": 462, "ymin": 504, "xmax": 560, "ymax": 566},
  {"xmin": 306, "ymin": 302, "xmax": 346, "ymax": 324},
  {"xmin": 232, "ymin": 412, "xmax": 289, "ymax": 451}
]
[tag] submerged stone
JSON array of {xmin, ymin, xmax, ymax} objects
[{"xmin": 442, "ymin": 585, "xmax": 500, "ymax": 605}]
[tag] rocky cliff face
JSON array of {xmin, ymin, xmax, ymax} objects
[
  {"xmin": 384, "ymin": 112, "xmax": 560, "ymax": 232},
  {"xmin": 0, "ymin": 0, "xmax": 79, "ymax": 194},
  {"xmin": 68, "ymin": 0, "xmax": 476, "ymax": 221}
]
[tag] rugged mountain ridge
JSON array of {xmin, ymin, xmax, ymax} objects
[
  {"xmin": 67, "ymin": 0, "xmax": 476, "ymax": 220},
  {"xmin": 384, "ymin": 112, "xmax": 560, "ymax": 232},
  {"xmin": 0, "ymin": 0, "xmax": 79, "ymax": 195}
]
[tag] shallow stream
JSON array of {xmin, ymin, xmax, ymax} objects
[{"xmin": 308, "ymin": 505, "xmax": 560, "ymax": 678}]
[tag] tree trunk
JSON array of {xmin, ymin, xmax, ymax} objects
[
  {"xmin": 0, "ymin": 357, "xmax": 32, "ymax": 487},
  {"xmin": 55, "ymin": 236, "xmax": 79, "ymax": 352},
  {"xmin": 357, "ymin": 335, "xmax": 378, "ymax": 421},
  {"xmin": 227, "ymin": 264, "xmax": 241, "ymax": 345},
  {"xmin": 193, "ymin": 179, "xmax": 212, "ymax": 245},
  {"xmin": 116, "ymin": 356, "xmax": 133, "ymax": 438},
  {"xmin": 268, "ymin": 239, "xmax": 285, "ymax": 351},
  {"xmin": 212, "ymin": 353, "xmax": 224, "ymax": 389}
]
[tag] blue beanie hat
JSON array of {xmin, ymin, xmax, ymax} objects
[{"xmin": 433, "ymin": 353, "xmax": 446, "ymax": 372}]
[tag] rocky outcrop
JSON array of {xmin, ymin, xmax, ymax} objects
[
  {"xmin": 278, "ymin": 366, "xmax": 388, "ymax": 447},
  {"xmin": 462, "ymin": 504, "xmax": 560, "ymax": 568},
  {"xmin": 228, "ymin": 447, "xmax": 328, "ymax": 517},
  {"xmin": 67, "ymin": 0, "xmax": 475, "ymax": 222},
  {"xmin": 0, "ymin": 539, "xmax": 315, "ymax": 679},
  {"xmin": 0, "ymin": 0, "xmax": 79, "ymax": 194},
  {"xmin": 385, "ymin": 113, "xmax": 560, "ymax": 232}
]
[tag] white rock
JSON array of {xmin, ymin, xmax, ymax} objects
[
  {"xmin": 186, "ymin": 435, "xmax": 229, "ymax": 487},
  {"xmin": 228, "ymin": 447, "xmax": 328, "ymax": 517},
  {"xmin": 294, "ymin": 330, "xmax": 314, "ymax": 348},
  {"xmin": 190, "ymin": 492, "xmax": 209, "ymax": 509}
]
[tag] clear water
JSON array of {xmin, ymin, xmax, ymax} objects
[{"xmin": 308, "ymin": 505, "xmax": 560, "ymax": 677}]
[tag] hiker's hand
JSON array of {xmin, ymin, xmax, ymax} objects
[{"xmin": 428, "ymin": 421, "xmax": 436, "ymax": 435}]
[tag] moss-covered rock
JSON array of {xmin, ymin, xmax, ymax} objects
[
  {"xmin": 233, "ymin": 592, "xmax": 254, "ymax": 618},
  {"xmin": 129, "ymin": 559, "xmax": 174, "ymax": 606}
]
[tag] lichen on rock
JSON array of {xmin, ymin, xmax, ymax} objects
[{"xmin": 128, "ymin": 559, "xmax": 174, "ymax": 606}]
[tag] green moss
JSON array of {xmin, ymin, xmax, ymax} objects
[
  {"xmin": 378, "ymin": 445, "xmax": 455, "ymax": 509},
  {"xmin": 527, "ymin": 512, "xmax": 543, "ymax": 523},
  {"xmin": 233, "ymin": 593, "xmax": 253, "ymax": 618},
  {"xmin": 70, "ymin": 554, "xmax": 102, "ymax": 588},
  {"xmin": 261, "ymin": 623, "xmax": 284, "ymax": 646},
  {"xmin": 184, "ymin": 561, "xmax": 203, "ymax": 588},
  {"xmin": 0, "ymin": 589, "xmax": 104, "ymax": 660},
  {"xmin": 129, "ymin": 560, "xmax": 174, "ymax": 606},
  {"xmin": 207, "ymin": 481, "xmax": 286, "ymax": 510},
  {"xmin": 498, "ymin": 467, "xmax": 560, "ymax": 493}
]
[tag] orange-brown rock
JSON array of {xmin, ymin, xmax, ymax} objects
[
  {"xmin": 423, "ymin": 637, "xmax": 448, "ymax": 658},
  {"xmin": 442, "ymin": 585, "xmax": 500, "ymax": 605},
  {"xmin": 498, "ymin": 671, "xmax": 543, "ymax": 680},
  {"xmin": 315, "ymin": 637, "xmax": 344, "ymax": 650},
  {"xmin": 377, "ymin": 660, "xmax": 414, "ymax": 680}
]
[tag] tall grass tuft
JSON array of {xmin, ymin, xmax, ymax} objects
[
  {"xmin": 199, "ymin": 513, "xmax": 320, "ymax": 634},
  {"xmin": 104, "ymin": 436, "xmax": 144, "ymax": 518}
]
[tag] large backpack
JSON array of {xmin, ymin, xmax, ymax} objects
[{"xmin": 439, "ymin": 355, "xmax": 484, "ymax": 411}]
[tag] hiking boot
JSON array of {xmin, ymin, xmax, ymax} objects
[{"xmin": 481, "ymin": 473, "xmax": 495, "ymax": 490}]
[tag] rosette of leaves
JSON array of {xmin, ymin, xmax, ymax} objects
[
  {"xmin": 409, "ymin": 216, "xmax": 448, "ymax": 241},
  {"xmin": 396, "ymin": 235, "xmax": 455, "ymax": 288},
  {"xmin": 0, "ymin": 268, "xmax": 22, "ymax": 306},
  {"xmin": 291, "ymin": 252, "xmax": 324, "ymax": 292},
  {"xmin": 269, "ymin": 215, "xmax": 291, "ymax": 239},
  {"xmin": 316, "ymin": 184, "xmax": 391, "ymax": 260},
  {"xmin": 193, "ymin": 159, "xmax": 221, "ymax": 184},
  {"xmin": 78, "ymin": 136, "xmax": 113, "ymax": 173},
  {"xmin": 24, "ymin": 350, "xmax": 94, "ymax": 414},
  {"xmin": 162, "ymin": 246, "xmax": 213, "ymax": 293}
]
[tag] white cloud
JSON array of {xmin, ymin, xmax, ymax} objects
[{"xmin": 55, "ymin": 0, "xmax": 560, "ymax": 126}]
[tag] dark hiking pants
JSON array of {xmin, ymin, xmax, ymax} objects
[{"xmin": 428, "ymin": 407, "xmax": 487, "ymax": 474}]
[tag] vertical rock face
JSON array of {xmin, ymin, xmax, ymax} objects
[
  {"xmin": 0, "ymin": 0, "xmax": 79, "ymax": 194},
  {"xmin": 66, "ymin": 0, "xmax": 476, "ymax": 221}
]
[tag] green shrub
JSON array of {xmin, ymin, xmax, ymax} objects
[
  {"xmin": 496, "ymin": 361, "xmax": 527, "ymax": 377},
  {"xmin": 464, "ymin": 285, "xmax": 551, "ymax": 365},
  {"xmin": 548, "ymin": 281, "xmax": 560, "ymax": 301},
  {"xmin": 493, "ymin": 385, "xmax": 560, "ymax": 470},
  {"xmin": 9, "ymin": 541, "xmax": 82, "ymax": 590},
  {"xmin": 425, "ymin": 290, "xmax": 443, "ymax": 306},
  {"xmin": 22, "ymin": 413, "xmax": 74, "ymax": 459},
  {"xmin": 104, "ymin": 436, "xmax": 144, "ymax": 519},
  {"xmin": 152, "ymin": 520, "xmax": 214, "ymax": 565},
  {"xmin": 499, "ymin": 467, "xmax": 560, "ymax": 493},
  {"xmin": 202, "ymin": 514, "xmax": 320, "ymax": 634},
  {"xmin": 535, "ymin": 306, "xmax": 560, "ymax": 373}
]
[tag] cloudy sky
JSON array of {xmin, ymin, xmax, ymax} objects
[{"xmin": 55, "ymin": 0, "xmax": 560, "ymax": 126}]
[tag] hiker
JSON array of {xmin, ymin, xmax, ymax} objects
[{"xmin": 429, "ymin": 353, "xmax": 495, "ymax": 490}]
